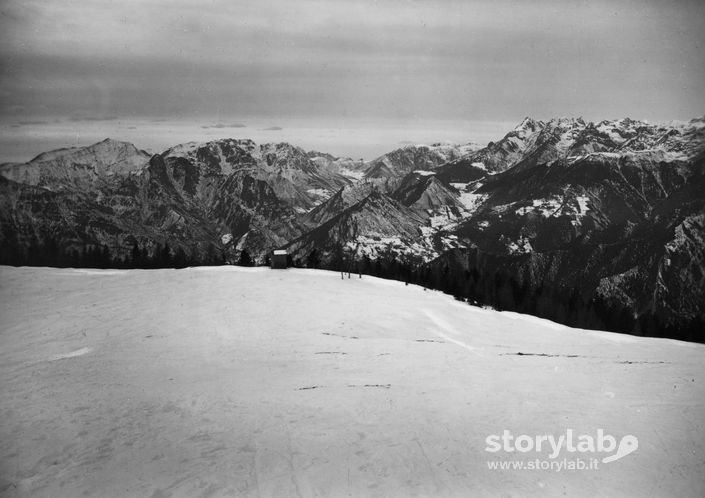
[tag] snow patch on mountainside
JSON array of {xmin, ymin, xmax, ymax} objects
[
  {"xmin": 575, "ymin": 195, "xmax": 590, "ymax": 214},
  {"xmin": 346, "ymin": 235, "xmax": 432, "ymax": 261},
  {"xmin": 338, "ymin": 166, "xmax": 365, "ymax": 181},
  {"xmin": 459, "ymin": 190, "xmax": 488, "ymax": 214},
  {"xmin": 306, "ymin": 188, "xmax": 332, "ymax": 203},
  {"xmin": 515, "ymin": 195, "xmax": 591, "ymax": 218},
  {"xmin": 515, "ymin": 198, "xmax": 563, "ymax": 217},
  {"xmin": 504, "ymin": 235, "xmax": 534, "ymax": 255}
]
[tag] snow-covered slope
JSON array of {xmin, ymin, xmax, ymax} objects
[{"xmin": 1, "ymin": 266, "xmax": 703, "ymax": 497}]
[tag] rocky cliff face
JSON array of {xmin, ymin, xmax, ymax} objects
[
  {"xmin": 1, "ymin": 117, "xmax": 704, "ymax": 339},
  {"xmin": 285, "ymin": 188, "xmax": 429, "ymax": 264},
  {"xmin": 362, "ymin": 143, "xmax": 479, "ymax": 190}
]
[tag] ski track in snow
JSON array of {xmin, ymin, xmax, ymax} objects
[
  {"xmin": 422, "ymin": 308, "xmax": 480, "ymax": 356},
  {"xmin": 49, "ymin": 347, "xmax": 92, "ymax": 361}
]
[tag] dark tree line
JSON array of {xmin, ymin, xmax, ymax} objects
[
  {"xmin": 302, "ymin": 246, "xmax": 704, "ymax": 344},
  {"xmin": 2, "ymin": 233, "xmax": 702, "ymax": 343},
  {"xmin": 422, "ymin": 261, "xmax": 705, "ymax": 344},
  {"xmin": 0, "ymin": 235, "xmax": 226, "ymax": 269},
  {"xmin": 418, "ymin": 259, "xmax": 704, "ymax": 343}
]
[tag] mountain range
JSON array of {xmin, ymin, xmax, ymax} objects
[{"xmin": 1, "ymin": 116, "xmax": 704, "ymax": 341}]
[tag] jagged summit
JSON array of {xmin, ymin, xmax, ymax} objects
[
  {"xmin": 514, "ymin": 116, "xmax": 543, "ymax": 132},
  {"xmin": 545, "ymin": 116, "xmax": 586, "ymax": 126},
  {"xmin": 162, "ymin": 138, "xmax": 258, "ymax": 160}
]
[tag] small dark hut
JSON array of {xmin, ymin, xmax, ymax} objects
[{"xmin": 271, "ymin": 249, "xmax": 288, "ymax": 269}]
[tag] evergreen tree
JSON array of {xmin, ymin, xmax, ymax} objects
[
  {"xmin": 306, "ymin": 249, "xmax": 320, "ymax": 269},
  {"xmin": 131, "ymin": 242, "xmax": 142, "ymax": 268},
  {"xmin": 173, "ymin": 247, "xmax": 188, "ymax": 268},
  {"xmin": 160, "ymin": 243, "xmax": 172, "ymax": 267},
  {"xmin": 238, "ymin": 249, "xmax": 253, "ymax": 267}
]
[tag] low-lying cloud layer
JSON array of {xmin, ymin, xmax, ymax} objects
[{"xmin": 201, "ymin": 123, "xmax": 247, "ymax": 129}]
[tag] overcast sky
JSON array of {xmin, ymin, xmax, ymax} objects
[{"xmin": 1, "ymin": 0, "xmax": 703, "ymax": 160}]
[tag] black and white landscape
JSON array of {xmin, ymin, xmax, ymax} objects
[
  {"xmin": 2, "ymin": 116, "xmax": 704, "ymax": 341},
  {"xmin": 1, "ymin": 1, "xmax": 704, "ymax": 497}
]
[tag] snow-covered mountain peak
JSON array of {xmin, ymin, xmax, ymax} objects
[
  {"xmin": 689, "ymin": 115, "xmax": 705, "ymax": 126},
  {"xmin": 94, "ymin": 137, "xmax": 139, "ymax": 148},
  {"xmin": 514, "ymin": 116, "xmax": 542, "ymax": 133},
  {"xmin": 0, "ymin": 138, "xmax": 152, "ymax": 186},
  {"xmin": 29, "ymin": 138, "xmax": 148, "ymax": 164},
  {"xmin": 259, "ymin": 142, "xmax": 309, "ymax": 163},
  {"xmin": 543, "ymin": 116, "xmax": 588, "ymax": 132},
  {"xmin": 163, "ymin": 138, "xmax": 257, "ymax": 161}
]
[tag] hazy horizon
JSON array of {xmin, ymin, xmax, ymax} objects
[
  {"xmin": 0, "ymin": 117, "xmax": 521, "ymax": 163},
  {"xmin": 1, "ymin": 0, "xmax": 703, "ymax": 162}
]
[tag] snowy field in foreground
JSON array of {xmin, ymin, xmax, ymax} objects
[{"xmin": 0, "ymin": 265, "xmax": 704, "ymax": 497}]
